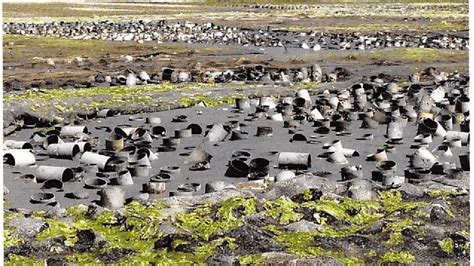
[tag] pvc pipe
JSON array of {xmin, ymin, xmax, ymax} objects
[
  {"xmin": 382, "ymin": 175, "xmax": 405, "ymax": 187},
  {"xmin": 386, "ymin": 121, "xmax": 404, "ymax": 140},
  {"xmin": 111, "ymin": 170, "xmax": 134, "ymax": 186},
  {"xmin": 269, "ymin": 113, "xmax": 284, "ymax": 121},
  {"xmin": 146, "ymin": 116, "xmax": 162, "ymax": 125},
  {"xmin": 259, "ymin": 97, "xmax": 276, "ymax": 110},
  {"xmin": 445, "ymin": 131, "xmax": 469, "ymax": 145},
  {"xmin": 186, "ymin": 124, "xmax": 203, "ymax": 135},
  {"xmin": 97, "ymin": 109, "xmax": 113, "ymax": 118},
  {"xmin": 43, "ymin": 135, "xmax": 63, "ymax": 149},
  {"xmin": 410, "ymin": 147, "xmax": 437, "ymax": 169},
  {"xmin": 100, "ymin": 187, "xmax": 125, "ymax": 209},
  {"xmin": 84, "ymin": 178, "xmax": 107, "ymax": 189},
  {"xmin": 151, "ymin": 126, "xmax": 167, "ymax": 137},
  {"xmin": 75, "ymin": 142, "xmax": 92, "ymax": 152},
  {"xmin": 235, "ymin": 98, "xmax": 251, "ymax": 110},
  {"xmin": 137, "ymin": 148, "xmax": 158, "ymax": 161},
  {"xmin": 453, "ymin": 113, "xmax": 465, "ymax": 125},
  {"xmin": 297, "ymin": 89, "xmax": 311, "ymax": 103},
  {"xmin": 459, "ymin": 154, "xmax": 470, "ymax": 171},
  {"xmin": 3, "ymin": 149, "xmax": 36, "ymax": 167},
  {"xmin": 432, "ymin": 145, "xmax": 453, "ymax": 158},
  {"xmin": 143, "ymin": 182, "xmax": 166, "ymax": 194},
  {"xmin": 128, "ymin": 164, "xmax": 150, "ymax": 177},
  {"xmin": 309, "ymin": 108, "xmax": 324, "ymax": 120},
  {"xmin": 249, "ymin": 158, "xmax": 270, "ymax": 174},
  {"xmin": 256, "ymin": 126, "xmax": 273, "ymax": 137},
  {"xmin": 36, "ymin": 166, "xmax": 74, "ymax": 183},
  {"xmin": 341, "ymin": 165, "xmax": 363, "ymax": 180},
  {"xmin": 80, "ymin": 152, "xmax": 111, "ymax": 170},
  {"xmin": 175, "ymin": 129, "xmax": 192, "ymax": 138},
  {"xmin": 60, "ymin": 126, "xmax": 89, "ymax": 137},
  {"xmin": 456, "ymin": 95, "xmax": 469, "ymax": 113},
  {"xmin": 367, "ymin": 149, "xmax": 388, "ymax": 162},
  {"xmin": 439, "ymin": 115, "xmax": 453, "ymax": 131},
  {"xmin": 42, "ymin": 179, "xmax": 63, "ymax": 190},
  {"xmin": 225, "ymin": 159, "xmax": 250, "ymax": 177},
  {"xmin": 206, "ymin": 124, "xmax": 229, "ymax": 142},
  {"xmin": 162, "ymin": 137, "xmax": 181, "ymax": 147},
  {"xmin": 327, "ymin": 151, "xmax": 348, "ymax": 164},
  {"xmin": 30, "ymin": 192, "xmax": 55, "ymax": 204},
  {"xmin": 278, "ymin": 152, "xmax": 311, "ymax": 170},
  {"xmin": 128, "ymin": 153, "xmax": 151, "ymax": 167},
  {"xmin": 105, "ymin": 158, "xmax": 128, "ymax": 172},
  {"xmin": 47, "ymin": 143, "xmax": 81, "ymax": 159},
  {"xmin": 3, "ymin": 140, "xmax": 33, "ymax": 149}
]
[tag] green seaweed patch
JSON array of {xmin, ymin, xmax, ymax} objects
[
  {"xmin": 5, "ymin": 254, "xmax": 43, "ymax": 266},
  {"xmin": 301, "ymin": 196, "xmax": 383, "ymax": 226},
  {"xmin": 178, "ymin": 94, "xmax": 238, "ymax": 108},
  {"xmin": 427, "ymin": 188, "xmax": 468, "ymax": 199},
  {"xmin": 263, "ymin": 196, "xmax": 303, "ymax": 225},
  {"xmin": 381, "ymin": 251, "xmax": 416, "ymax": 263},
  {"xmin": 385, "ymin": 232, "xmax": 405, "ymax": 246},
  {"xmin": 239, "ymin": 254, "xmax": 266, "ymax": 265},
  {"xmin": 379, "ymin": 190, "xmax": 428, "ymax": 214},
  {"xmin": 176, "ymin": 196, "xmax": 257, "ymax": 240},
  {"xmin": 439, "ymin": 237, "xmax": 454, "ymax": 254},
  {"xmin": 4, "ymin": 229, "xmax": 24, "ymax": 248}
]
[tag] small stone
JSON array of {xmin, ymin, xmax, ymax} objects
[
  {"xmin": 45, "ymin": 58, "xmax": 55, "ymax": 66},
  {"xmin": 72, "ymin": 190, "xmax": 89, "ymax": 199},
  {"xmin": 7, "ymin": 217, "xmax": 48, "ymax": 238},
  {"xmin": 284, "ymin": 220, "xmax": 321, "ymax": 232}
]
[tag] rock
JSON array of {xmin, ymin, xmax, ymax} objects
[
  {"xmin": 74, "ymin": 229, "xmax": 96, "ymax": 252},
  {"xmin": 226, "ymin": 224, "xmax": 285, "ymax": 254},
  {"xmin": 123, "ymin": 55, "xmax": 133, "ymax": 63},
  {"xmin": 275, "ymin": 170, "xmax": 296, "ymax": 182},
  {"xmin": 284, "ymin": 220, "xmax": 321, "ymax": 232},
  {"xmin": 206, "ymin": 253, "xmax": 237, "ymax": 265},
  {"xmin": 398, "ymin": 183, "xmax": 424, "ymax": 198},
  {"xmin": 45, "ymin": 58, "xmax": 55, "ymax": 66},
  {"xmin": 423, "ymin": 224, "xmax": 447, "ymax": 240},
  {"xmin": 71, "ymin": 190, "xmax": 89, "ymax": 199},
  {"xmin": 6, "ymin": 217, "xmax": 48, "ymax": 238},
  {"xmin": 158, "ymin": 222, "xmax": 189, "ymax": 236},
  {"xmin": 347, "ymin": 179, "xmax": 375, "ymax": 200},
  {"xmin": 86, "ymin": 203, "xmax": 106, "ymax": 219},
  {"xmin": 428, "ymin": 203, "xmax": 451, "ymax": 222},
  {"xmin": 261, "ymin": 252, "xmax": 298, "ymax": 263},
  {"xmin": 45, "ymin": 206, "xmax": 67, "ymax": 218},
  {"xmin": 98, "ymin": 247, "xmax": 134, "ymax": 263},
  {"xmin": 74, "ymin": 57, "xmax": 84, "ymax": 66},
  {"xmin": 205, "ymin": 181, "xmax": 236, "ymax": 193},
  {"xmin": 262, "ymin": 175, "xmax": 345, "ymax": 200}
]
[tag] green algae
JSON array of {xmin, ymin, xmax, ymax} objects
[
  {"xmin": 178, "ymin": 94, "xmax": 238, "ymax": 108},
  {"xmin": 5, "ymin": 254, "xmax": 43, "ymax": 266},
  {"xmin": 385, "ymin": 232, "xmax": 405, "ymax": 246},
  {"xmin": 381, "ymin": 251, "xmax": 416, "ymax": 263},
  {"xmin": 439, "ymin": 237, "xmax": 454, "ymax": 254},
  {"xmin": 263, "ymin": 196, "xmax": 304, "ymax": 225},
  {"xmin": 3, "ymin": 229, "xmax": 23, "ymax": 248},
  {"xmin": 427, "ymin": 188, "xmax": 468, "ymax": 199},
  {"xmin": 239, "ymin": 254, "xmax": 266, "ymax": 265},
  {"xmin": 379, "ymin": 190, "xmax": 428, "ymax": 214},
  {"xmin": 177, "ymin": 196, "xmax": 257, "ymax": 240}
]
